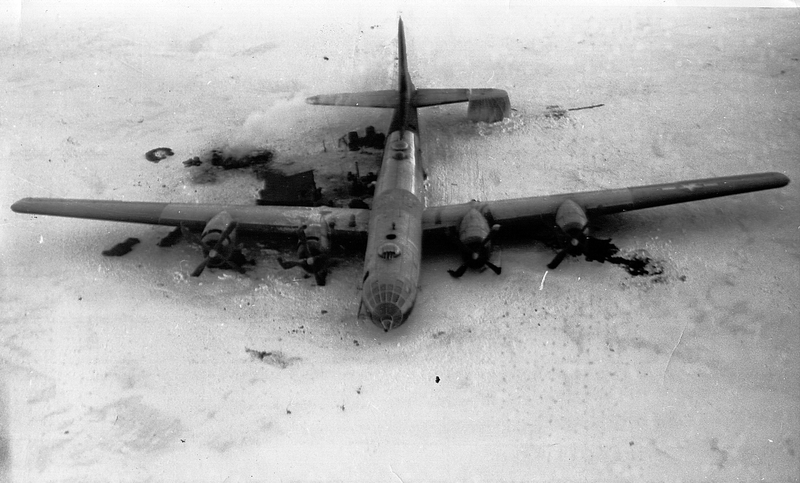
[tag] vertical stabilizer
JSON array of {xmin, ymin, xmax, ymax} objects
[
  {"xmin": 397, "ymin": 17, "xmax": 413, "ymax": 93},
  {"xmin": 306, "ymin": 18, "xmax": 509, "ymax": 123}
]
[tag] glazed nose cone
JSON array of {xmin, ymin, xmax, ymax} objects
[
  {"xmin": 362, "ymin": 274, "xmax": 415, "ymax": 331},
  {"xmin": 373, "ymin": 302, "xmax": 403, "ymax": 332}
]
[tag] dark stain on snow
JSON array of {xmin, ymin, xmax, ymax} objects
[
  {"xmin": 569, "ymin": 237, "xmax": 685, "ymax": 283},
  {"xmin": 156, "ymin": 227, "xmax": 182, "ymax": 247},
  {"xmin": 245, "ymin": 348, "xmax": 301, "ymax": 369},
  {"xmin": 182, "ymin": 147, "xmax": 275, "ymax": 184},
  {"xmin": 235, "ymin": 42, "xmax": 278, "ymax": 57}
]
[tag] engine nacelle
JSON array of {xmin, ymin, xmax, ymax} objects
[
  {"xmin": 276, "ymin": 212, "xmax": 333, "ymax": 285},
  {"xmin": 201, "ymin": 211, "xmax": 237, "ymax": 260},
  {"xmin": 447, "ymin": 207, "xmax": 501, "ymax": 278},
  {"xmin": 555, "ymin": 199, "xmax": 588, "ymax": 240},
  {"xmin": 458, "ymin": 207, "xmax": 492, "ymax": 247},
  {"xmin": 301, "ymin": 213, "xmax": 331, "ymax": 257}
]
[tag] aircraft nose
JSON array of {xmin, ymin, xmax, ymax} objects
[
  {"xmin": 362, "ymin": 274, "xmax": 415, "ymax": 331},
  {"xmin": 373, "ymin": 302, "xmax": 403, "ymax": 332}
]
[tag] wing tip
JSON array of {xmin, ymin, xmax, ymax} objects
[
  {"xmin": 10, "ymin": 197, "xmax": 35, "ymax": 213},
  {"xmin": 772, "ymin": 171, "xmax": 791, "ymax": 187},
  {"xmin": 753, "ymin": 171, "xmax": 791, "ymax": 189}
]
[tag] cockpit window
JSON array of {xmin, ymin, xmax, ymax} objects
[{"xmin": 379, "ymin": 243, "xmax": 401, "ymax": 260}]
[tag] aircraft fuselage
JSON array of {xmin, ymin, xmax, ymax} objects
[{"xmin": 360, "ymin": 20, "xmax": 426, "ymax": 331}]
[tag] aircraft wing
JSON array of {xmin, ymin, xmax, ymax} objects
[
  {"xmin": 10, "ymin": 198, "xmax": 371, "ymax": 240},
  {"xmin": 11, "ymin": 172, "xmax": 790, "ymax": 238},
  {"xmin": 422, "ymin": 171, "xmax": 790, "ymax": 230}
]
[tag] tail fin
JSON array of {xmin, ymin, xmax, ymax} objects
[{"xmin": 397, "ymin": 17, "xmax": 413, "ymax": 93}]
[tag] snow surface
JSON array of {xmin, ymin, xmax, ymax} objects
[{"xmin": 1, "ymin": 2, "xmax": 799, "ymax": 482}]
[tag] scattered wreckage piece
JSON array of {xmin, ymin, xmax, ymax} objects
[
  {"xmin": 347, "ymin": 161, "xmax": 377, "ymax": 198},
  {"xmin": 182, "ymin": 148, "xmax": 275, "ymax": 184},
  {"xmin": 339, "ymin": 125, "xmax": 387, "ymax": 151},
  {"xmin": 543, "ymin": 103, "xmax": 605, "ymax": 120},
  {"xmin": 181, "ymin": 148, "xmax": 274, "ymax": 170},
  {"xmin": 182, "ymin": 156, "xmax": 202, "ymax": 167},
  {"xmin": 211, "ymin": 148, "xmax": 273, "ymax": 170},
  {"xmin": 145, "ymin": 147, "xmax": 174, "ymax": 163},
  {"xmin": 257, "ymin": 170, "xmax": 322, "ymax": 207},
  {"xmin": 102, "ymin": 237, "xmax": 140, "ymax": 256}
]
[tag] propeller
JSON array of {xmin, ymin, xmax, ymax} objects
[
  {"xmin": 448, "ymin": 223, "xmax": 501, "ymax": 278},
  {"xmin": 548, "ymin": 199, "xmax": 588, "ymax": 270},
  {"xmin": 547, "ymin": 226, "xmax": 587, "ymax": 270},
  {"xmin": 182, "ymin": 221, "xmax": 241, "ymax": 277},
  {"xmin": 276, "ymin": 222, "xmax": 333, "ymax": 286},
  {"xmin": 547, "ymin": 199, "xmax": 618, "ymax": 269},
  {"xmin": 277, "ymin": 254, "xmax": 332, "ymax": 285}
]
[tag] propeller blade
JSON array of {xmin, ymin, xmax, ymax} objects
[
  {"xmin": 547, "ymin": 248, "xmax": 570, "ymax": 270},
  {"xmin": 220, "ymin": 220, "xmax": 238, "ymax": 241},
  {"xmin": 211, "ymin": 221, "xmax": 238, "ymax": 253},
  {"xmin": 485, "ymin": 261, "xmax": 502, "ymax": 275},
  {"xmin": 190, "ymin": 258, "xmax": 210, "ymax": 277},
  {"xmin": 481, "ymin": 224, "xmax": 501, "ymax": 248},
  {"xmin": 448, "ymin": 264, "xmax": 468, "ymax": 278}
]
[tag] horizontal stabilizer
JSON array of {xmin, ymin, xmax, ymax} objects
[
  {"xmin": 413, "ymin": 88, "xmax": 511, "ymax": 122},
  {"xmin": 412, "ymin": 88, "xmax": 470, "ymax": 107},
  {"xmin": 306, "ymin": 90, "xmax": 399, "ymax": 108}
]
